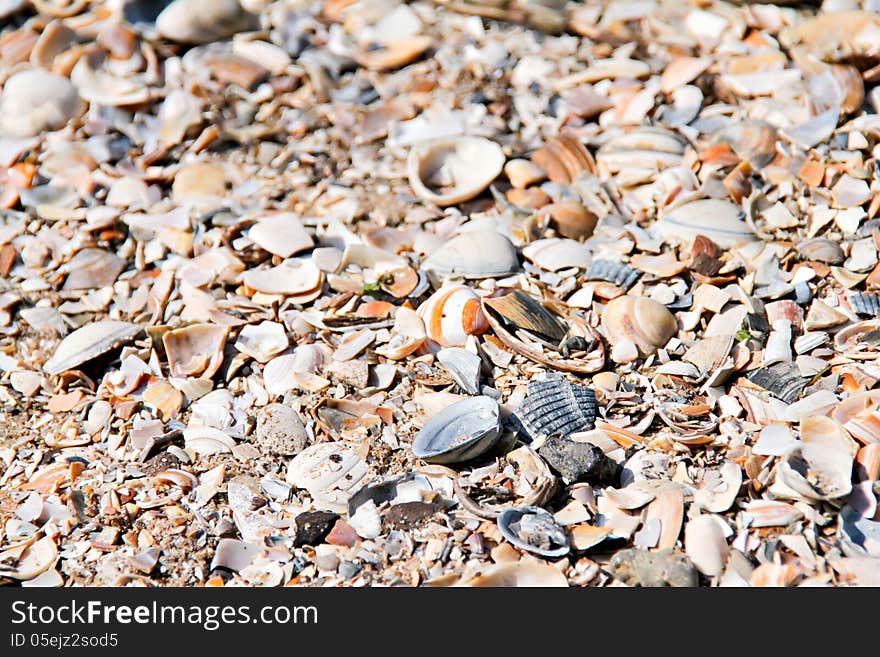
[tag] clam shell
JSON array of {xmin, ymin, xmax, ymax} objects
[
  {"xmin": 656, "ymin": 199, "xmax": 756, "ymax": 249},
  {"xmin": 601, "ymin": 295, "xmax": 677, "ymax": 360},
  {"xmin": 285, "ymin": 442, "xmax": 369, "ymax": 513},
  {"xmin": 163, "ymin": 324, "xmax": 227, "ymax": 378},
  {"xmin": 375, "ymin": 306, "xmax": 426, "ymax": 359},
  {"xmin": 531, "ymin": 133, "xmax": 596, "ymax": 185},
  {"xmin": 242, "ymin": 261, "xmax": 322, "ymax": 295},
  {"xmin": 418, "ymin": 284, "xmax": 488, "ymax": 348},
  {"xmin": 778, "ymin": 443, "xmax": 853, "ymax": 501},
  {"xmin": 459, "ymin": 562, "xmax": 568, "ymax": 587},
  {"xmin": 411, "ymin": 395, "xmax": 501, "ymax": 464},
  {"xmin": 497, "ymin": 506, "xmax": 570, "ymax": 558},
  {"xmin": 522, "ymin": 238, "xmax": 590, "ymax": 271},
  {"xmin": 43, "ymin": 321, "xmax": 141, "ymax": 376},
  {"xmin": 407, "ymin": 137, "xmax": 505, "ymax": 206},
  {"xmin": 515, "ymin": 375, "xmax": 597, "ymax": 441},
  {"xmin": 0, "ymin": 68, "xmax": 81, "ymax": 138},
  {"xmin": 156, "ymin": 0, "xmax": 256, "ymax": 44},
  {"xmin": 422, "ymin": 230, "xmax": 518, "ymax": 279}
]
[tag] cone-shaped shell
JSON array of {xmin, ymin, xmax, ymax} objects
[{"xmin": 407, "ymin": 137, "xmax": 505, "ymax": 206}]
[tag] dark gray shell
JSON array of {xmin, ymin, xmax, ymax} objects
[
  {"xmin": 584, "ymin": 259, "xmax": 640, "ymax": 290},
  {"xmin": 850, "ymin": 292, "xmax": 880, "ymax": 318},
  {"xmin": 497, "ymin": 506, "xmax": 570, "ymax": 558},
  {"xmin": 412, "ymin": 395, "xmax": 501, "ymax": 464},
  {"xmin": 515, "ymin": 375, "xmax": 597, "ymax": 441},
  {"xmin": 747, "ymin": 363, "xmax": 807, "ymax": 403}
]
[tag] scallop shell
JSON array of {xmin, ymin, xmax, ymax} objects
[
  {"xmin": 418, "ymin": 284, "xmax": 489, "ymax": 348},
  {"xmin": 43, "ymin": 320, "xmax": 141, "ymax": 376},
  {"xmin": 497, "ymin": 506, "xmax": 570, "ymax": 558},
  {"xmin": 411, "ymin": 395, "xmax": 501, "ymax": 464},
  {"xmin": 407, "ymin": 137, "xmax": 505, "ymax": 206},
  {"xmin": 458, "ymin": 562, "xmax": 568, "ymax": 587},
  {"xmin": 656, "ymin": 199, "xmax": 756, "ymax": 249},
  {"xmin": 601, "ymin": 295, "xmax": 677, "ymax": 361},
  {"xmin": 584, "ymin": 260, "xmax": 640, "ymax": 291},
  {"xmin": 422, "ymin": 230, "xmax": 518, "ymax": 279},
  {"xmin": 778, "ymin": 443, "xmax": 853, "ymax": 501},
  {"xmin": 285, "ymin": 442, "xmax": 369, "ymax": 513},
  {"xmin": 515, "ymin": 375, "xmax": 597, "ymax": 441},
  {"xmin": 163, "ymin": 324, "xmax": 227, "ymax": 378},
  {"xmin": 531, "ymin": 133, "xmax": 596, "ymax": 184}
]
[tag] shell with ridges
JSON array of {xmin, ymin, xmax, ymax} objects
[{"xmin": 515, "ymin": 375, "xmax": 597, "ymax": 441}]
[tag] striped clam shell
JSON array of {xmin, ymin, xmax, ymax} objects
[
  {"xmin": 849, "ymin": 292, "xmax": 880, "ymax": 317},
  {"xmin": 584, "ymin": 259, "xmax": 640, "ymax": 291},
  {"xmin": 516, "ymin": 375, "xmax": 597, "ymax": 441},
  {"xmin": 418, "ymin": 284, "xmax": 489, "ymax": 347}
]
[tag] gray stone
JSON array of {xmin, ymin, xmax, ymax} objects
[
  {"xmin": 537, "ymin": 436, "xmax": 618, "ymax": 484},
  {"xmin": 609, "ymin": 548, "xmax": 699, "ymax": 587},
  {"xmin": 255, "ymin": 403, "xmax": 308, "ymax": 456}
]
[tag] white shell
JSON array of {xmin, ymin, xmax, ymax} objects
[
  {"xmin": 0, "ymin": 69, "xmax": 80, "ymax": 138},
  {"xmin": 235, "ymin": 321, "xmax": 289, "ymax": 363},
  {"xmin": 656, "ymin": 199, "xmax": 757, "ymax": 249},
  {"xmin": 286, "ymin": 442, "xmax": 369, "ymax": 513},
  {"xmin": 407, "ymin": 137, "xmax": 505, "ymax": 206},
  {"xmin": 418, "ymin": 284, "xmax": 488, "ymax": 348},
  {"xmin": 242, "ymin": 261, "xmax": 322, "ymax": 295},
  {"xmin": 44, "ymin": 321, "xmax": 140, "ymax": 376},
  {"xmin": 685, "ymin": 515, "xmax": 729, "ymax": 577},
  {"xmin": 248, "ymin": 213, "xmax": 313, "ymax": 258},
  {"xmin": 778, "ymin": 443, "xmax": 853, "ymax": 501},
  {"xmin": 156, "ymin": 0, "xmax": 255, "ymax": 44},
  {"xmin": 422, "ymin": 230, "xmax": 519, "ymax": 279},
  {"xmin": 522, "ymin": 238, "xmax": 591, "ymax": 271}
]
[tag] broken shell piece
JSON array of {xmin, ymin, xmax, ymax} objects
[
  {"xmin": 285, "ymin": 442, "xmax": 368, "ymax": 513},
  {"xmin": 601, "ymin": 295, "xmax": 677, "ymax": 361},
  {"xmin": 833, "ymin": 320, "xmax": 880, "ymax": 357},
  {"xmin": 483, "ymin": 289, "xmax": 567, "ymax": 343},
  {"xmin": 248, "ymin": 213, "xmax": 313, "ymax": 258},
  {"xmin": 531, "ymin": 133, "xmax": 596, "ymax": 184},
  {"xmin": 540, "ymin": 201, "xmax": 598, "ymax": 240},
  {"xmin": 235, "ymin": 321, "xmax": 289, "ymax": 363},
  {"xmin": 656, "ymin": 199, "xmax": 756, "ymax": 249},
  {"xmin": 584, "ymin": 260, "xmax": 640, "ymax": 291},
  {"xmin": 0, "ymin": 536, "xmax": 57, "ymax": 581},
  {"xmin": 43, "ymin": 321, "xmax": 141, "ymax": 376},
  {"xmin": 832, "ymin": 391, "xmax": 880, "ymax": 444},
  {"xmin": 163, "ymin": 324, "xmax": 227, "ymax": 378},
  {"xmin": 436, "ymin": 348, "xmax": 481, "ymax": 395},
  {"xmin": 376, "ymin": 306, "xmax": 426, "ymax": 359},
  {"xmin": 515, "ymin": 375, "xmax": 597, "ymax": 441},
  {"xmin": 497, "ymin": 506, "xmax": 570, "ymax": 558},
  {"xmin": 715, "ymin": 120, "xmax": 778, "ymax": 168},
  {"xmin": 742, "ymin": 500, "xmax": 804, "ymax": 528},
  {"xmin": 418, "ymin": 284, "xmax": 489, "ymax": 348},
  {"xmin": 355, "ymin": 36, "xmax": 433, "ymax": 71},
  {"xmin": 411, "ymin": 395, "xmax": 501, "ymax": 464},
  {"xmin": 522, "ymin": 238, "xmax": 590, "ymax": 271},
  {"xmin": 693, "ymin": 461, "xmax": 742, "ymax": 513},
  {"xmin": 407, "ymin": 137, "xmax": 504, "ymax": 206},
  {"xmin": 459, "ymin": 562, "xmax": 568, "ymax": 587},
  {"xmin": 778, "ymin": 443, "xmax": 853, "ymax": 501},
  {"xmin": 422, "ymin": 230, "xmax": 518, "ymax": 279},
  {"xmin": 242, "ymin": 261, "xmax": 322, "ymax": 296},
  {"xmin": 685, "ymin": 515, "xmax": 729, "ymax": 578}
]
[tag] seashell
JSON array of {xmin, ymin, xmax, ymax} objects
[
  {"xmin": 0, "ymin": 68, "xmax": 81, "ymax": 138},
  {"xmin": 407, "ymin": 137, "xmax": 504, "ymax": 206},
  {"xmin": 601, "ymin": 295, "xmax": 677, "ymax": 362},
  {"xmin": 30, "ymin": 19, "xmax": 76, "ymax": 70},
  {"xmin": 235, "ymin": 321, "xmax": 289, "ymax": 363},
  {"xmin": 779, "ymin": 11, "xmax": 880, "ymax": 64},
  {"xmin": 43, "ymin": 321, "xmax": 141, "ymax": 376},
  {"xmin": 715, "ymin": 121, "xmax": 778, "ymax": 168},
  {"xmin": 417, "ymin": 284, "xmax": 489, "ymax": 348},
  {"xmin": 553, "ymin": 58, "xmax": 650, "ymax": 89},
  {"xmin": 741, "ymin": 500, "xmax": 804, "ymax": 528},
  {"xmin": 411, "ymin": 395, "xmax": 501, "ymax": 464},
  {"xmin": 210, "ymin": 539, "xmax": 261, "ymax": 572},
  {"xmin": 749, "ymin": 563, "xmax": 800, "ymax": 588},
  {"xmin": 778, "ymin": 443, "xmax": 853, "ymax": 501},
  {"xmin": 285, "ymin": 442, "xmax": 369, "ymax": 513},
  {"xmin": 595, "ymin": 126, "xmax": 685, "ymax": 177},
  {"xmin": 248, "ymin": 213, "xmax": 313, "ymax": 258},
  {"xmin": 747, "ymin": 363, "xmax": 807, "ymax": 404},
  {"xmin": 540, "ymin": 201, "xmax": 598, "ymax": 240},
  {"xmin": 355, "ymin": 36, "xmax": 433, "ymax": 71},
  {"xmin": 693, "ymin": 461, "xmax": 742, "ymax": 513},
  {"xmin": 263, "ymin": 345, "xmax": 332, "ymax": 397},
  {"xmin": 830, "ymin": 64, "xmax": 864, "ymax": 116},
  {"xmin": 184, "ymin": 426, "xmax": 236, "ymax": 456},
  {"xmin": 806, "ymin": 299, "xmax": 849, "ymax": 331},
  {"xmin": 242, "ymin": 261, "xmax": 323, "ymax": 296},
  {"xmin": 436, "ymin": 348, "xmax": 481, "ymax": 395},
  {"xmin": 584, "ymin": 260, "xmax": 640, "ymax": 291},
  {"xmin": 796, "ymin": 238, "xmax": 844, "ymax": 265},
  {"xmin": 833, "ymin": 320, "xmax": 880, "ymax": 359},
  {"xmin": 422, "ymin": 230, "xmax": 518, "ymax": 278},
  {"xmin": 644, "ymin": 488, "xmax": 684, "ymax": 551},
  {"xmin": 0, "ymin": 536, "xmax": 57, "ymax": 581},
  {"xmin": 838, "ymin": 505, "xmax": 880, "ymax": 558},
  {"xmin": 375, "ymin": 306, "xmax": 426, "ymax": 359},
  {"xmin": 794, "ymin": 331, "xmax": 828, "ymax": 354},
  {"xmin": 521, "ymin": 238, "xmax": 590, "ymax": 271},
  {"xmin": 69, "ymin": 57, "xmax": 152, "ymax": 107},
  {"xmin": 531, "ymin": 133, "xmax": 596, "ymax": 185},
  {"xmin": 497, "ymin": 506, "xmax": 570, "ymax": 558},
  {"xmin": 849, "ymin": 292, "xmax": 880, "ymax": 318},
  {"xmin": 483, "ymin": 289, "xmax": 567, "ymax": 343},
  {"xmin": 603, "ymin": 486, "xmax": 656, "ymax": 510},
  {"xmin": 156, "ymin": 0, "xmax": 257, "ymax": 44},
  {"xmin": 832, "ymin": 390, "xmax": 880, "ymax": 445},
  {"xmin": 458, "ymin": 562, "xmax": 568, "ymax": 587},
  {"xmin": 163, "ymin": 324, "xmax": 227, "ymax": 379},
  {"xmin": 685, "ymin": 515, "xmax": 729, "ymax": 578},
  {"xmin": 801, "ymin": 416, "xmax": 858, "ymax": 457},
  {"xmin": 515, "ymin": 374, "xmax": 597, "ymax": 441},
  {"xmin": 504, "ymin": 158, "xmax": 546, "ymax": 189},
  {"xmin": 61, "ymin": 248, "xmax": 126, "ymax": 291},
  {"xmin": 656, "ymin": 199, "xmax": 756, "ymax": 249}
]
